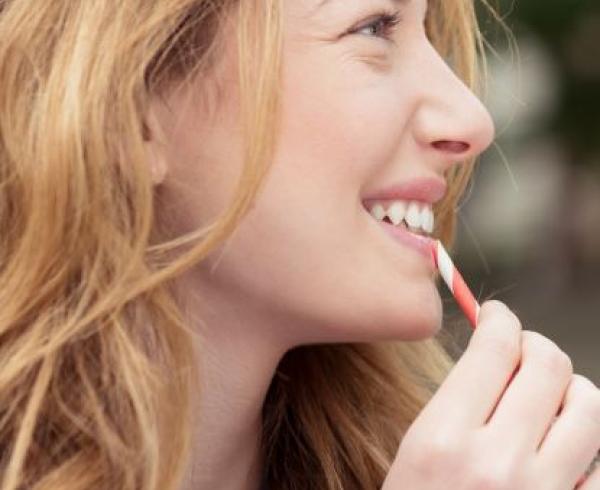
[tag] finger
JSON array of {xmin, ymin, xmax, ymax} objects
[
  {"xmin": 416, "ymin": 300, "xmax": 522, "ymax": 430},
  {"xmin": 578, "ymin": 464, "xmax": 600, "ymax": 490},
  {"xmin": 537, "ymin": 375, "xmax": 600, "ymax": 490},
  {"xmin": 486, "ymin": 331, "xmax": 573, "ymax": 452}
]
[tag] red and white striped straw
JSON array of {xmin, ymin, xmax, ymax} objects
[{"xmin": 429, "ymin": 239, "xmax": 481, "ymax": 329}]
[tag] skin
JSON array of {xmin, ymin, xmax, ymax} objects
[
  {"xmin": 382, "ymin": 302, "xmax": 600, "ymax": 490},
  {"xmin": 144, "ymin": 0, "xmax": 497, "ymax": 488}
]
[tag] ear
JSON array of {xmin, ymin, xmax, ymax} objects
[{"xmin": 142, "ymin": 103, "xmax": 169, "ymax": 186}]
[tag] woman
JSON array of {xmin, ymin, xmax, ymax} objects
[{"xmin": 0, "ymin": 0, "xmax": 598, "ymax": 489}]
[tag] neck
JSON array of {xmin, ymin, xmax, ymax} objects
[{"xmin": 177, "ymin": 275, "xmax": 288, "ymax": 490}]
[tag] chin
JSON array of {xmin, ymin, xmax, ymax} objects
[
  {"xmin": 402, "ymin": 313, "xmax": 443, "ymax": 340},
  {"xmin": 310, "ymin": 283, "xmax": 443, "ymax": 344},
  {"xmin": 393, "ymin": 293, "xmax": 443, "ymax": 341},
  {"xmin": 360, "ymin": 298, "xmax": 442, "ymax": 342}
]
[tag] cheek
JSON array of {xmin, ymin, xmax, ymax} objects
[
  {"xmin": 279, "ymin": 56, "xmax": 412, "ymax": 179},
  {"xmin": 207, "ymin": 60, "xmax": 427, "ymax": 318}
]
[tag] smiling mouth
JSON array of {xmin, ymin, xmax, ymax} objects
[
  {"xmin": 362, "ymin": 199, "xmax": 434, "ymax": 237},
  {"xmin": 380, "ymin": 215, "xmax": 428, "ymax": 237},
  {"xmin": 362, "ymin": 202, "xmax": 436, "ymax": 266}
]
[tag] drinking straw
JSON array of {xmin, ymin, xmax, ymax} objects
[{"xmin": 429, "ymin": 239, "xmax": 480, "ymax": 329}]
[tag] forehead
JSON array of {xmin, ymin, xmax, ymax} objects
[{"xmin": 306, "ymin": 0, "xmax": 416, "ymax": 19}]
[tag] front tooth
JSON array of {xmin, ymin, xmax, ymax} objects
[
  {"xmin": 425, "ymin": 208, "xmax": 435, "ymax": 233},
  {"xmin": 387, "ymin": 201, "xmax": 408, "ymax": 225},
  {"xmin": 405, "ymin": 201, "xmax": 422, "ymax": 229},
  {"xmin": 369, "ymin": 203, "xmax": 386, "ymax": 221},
  {"xmin": 421, "ymin": 206, "xmax": 433, "ymax": 233}
]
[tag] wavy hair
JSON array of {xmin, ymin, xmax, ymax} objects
[{"xmin": 0, "ymin": 0, "xmax": 498, "ymax": 488}]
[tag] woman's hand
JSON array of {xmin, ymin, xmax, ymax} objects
[{"xmin": 382, "ymin": 300, "xmax": 600, "ymax": 490}]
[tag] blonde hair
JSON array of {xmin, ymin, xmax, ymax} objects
[{"xmin": 0, "ymin": 0, "xmax": 494, "ymax": 488}]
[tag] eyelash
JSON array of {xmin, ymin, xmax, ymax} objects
[{"xmin": 349, "ymin": 9, "xmax": 402, "ymax": 43}]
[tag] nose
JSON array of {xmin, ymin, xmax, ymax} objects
[{"xmin": 410, "ymin": 43, "xmax": 496, "ymax": 174}]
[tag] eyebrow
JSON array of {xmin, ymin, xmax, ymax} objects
[{"xmin": 316, "ymin": 0, "xmax": 409, "ymax": 10}]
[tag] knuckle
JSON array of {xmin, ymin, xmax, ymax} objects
[
  {"xmin": 402, "ymin": 430, "xmax": 463, "ymax": 471},
  {"xmin": 570, "ymin": 373, "xmax": 599, "ymax": 392},
  {"xmin": 571, "ymin": 375, "xmax": 600, "ymax": 426},
  {"xmin": 544, "ymin": 349, "xmax": 573, "ymax": 378},
  {"xmin": 475, "ymin": 333, "xmax": 520, "ymax": 364},
  {"xmin": 466, "ymin": 448, "xmax": 525, "ymax": 490},
  {"xmin": 467, "ymin": 435, "xmax": 526, "ymax": 489},
  {"xmin": 522, "ymin": 332, "xmax": 572, "ymax": 377},
  {"xmin": 581, "ymin": 398, "xmax": 600, "ymax": 429},
  {"xmin": 466, "ymin": 466, "xmax": 515, "ymax": 490}
]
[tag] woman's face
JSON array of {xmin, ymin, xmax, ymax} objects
[{"xmin": 148, "ymin": 0, "xmax": 495, "ymax": 346}]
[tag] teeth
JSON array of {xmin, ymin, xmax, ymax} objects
[
  {"xmin": 405, "ymin": 202, "xmax": 421, "ymax": 229},
  {"xmin": 370, "ymin": 203, "xmax": 386, "ymax": 221},
  {"xmin": 422, "ymin": 206, "xmax": 434, "ymax": 233},
  {"xmin": 387, "ymin": 201, "xmax": 407, "ymax": 226},
  {"xmin": 367, "ymin": 199, "xmax": 434, "ymax": 235}
]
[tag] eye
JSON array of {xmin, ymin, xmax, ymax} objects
[{"xmin": 347, "ymin": 10, "xmax": 402, "ymax": 43}]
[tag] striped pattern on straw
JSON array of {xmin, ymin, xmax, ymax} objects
[{"xmin": 429, "ymin": 239, "xmax": 481, "ymax": 329}]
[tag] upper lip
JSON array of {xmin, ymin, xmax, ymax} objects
[{"xmin": 361, "ymin": 176, "xmax": 447, "ymax": 206}]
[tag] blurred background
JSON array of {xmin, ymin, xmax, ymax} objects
[{"xmin": 443, "ymin": 0, "xmax": 600, "ymax": 384}]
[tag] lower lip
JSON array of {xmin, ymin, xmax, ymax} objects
[{"xmin": 375, "ymin": 219, "xmax": 435, "ymax": 268}]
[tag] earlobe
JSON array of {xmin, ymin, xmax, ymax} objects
[
  {"xmin": 142, "ymin": 105, "xmax": 169, "ymax": 186},
  {"xmin": 146, "ymin": 140, "xmax": 168, "ymax": 186}
]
